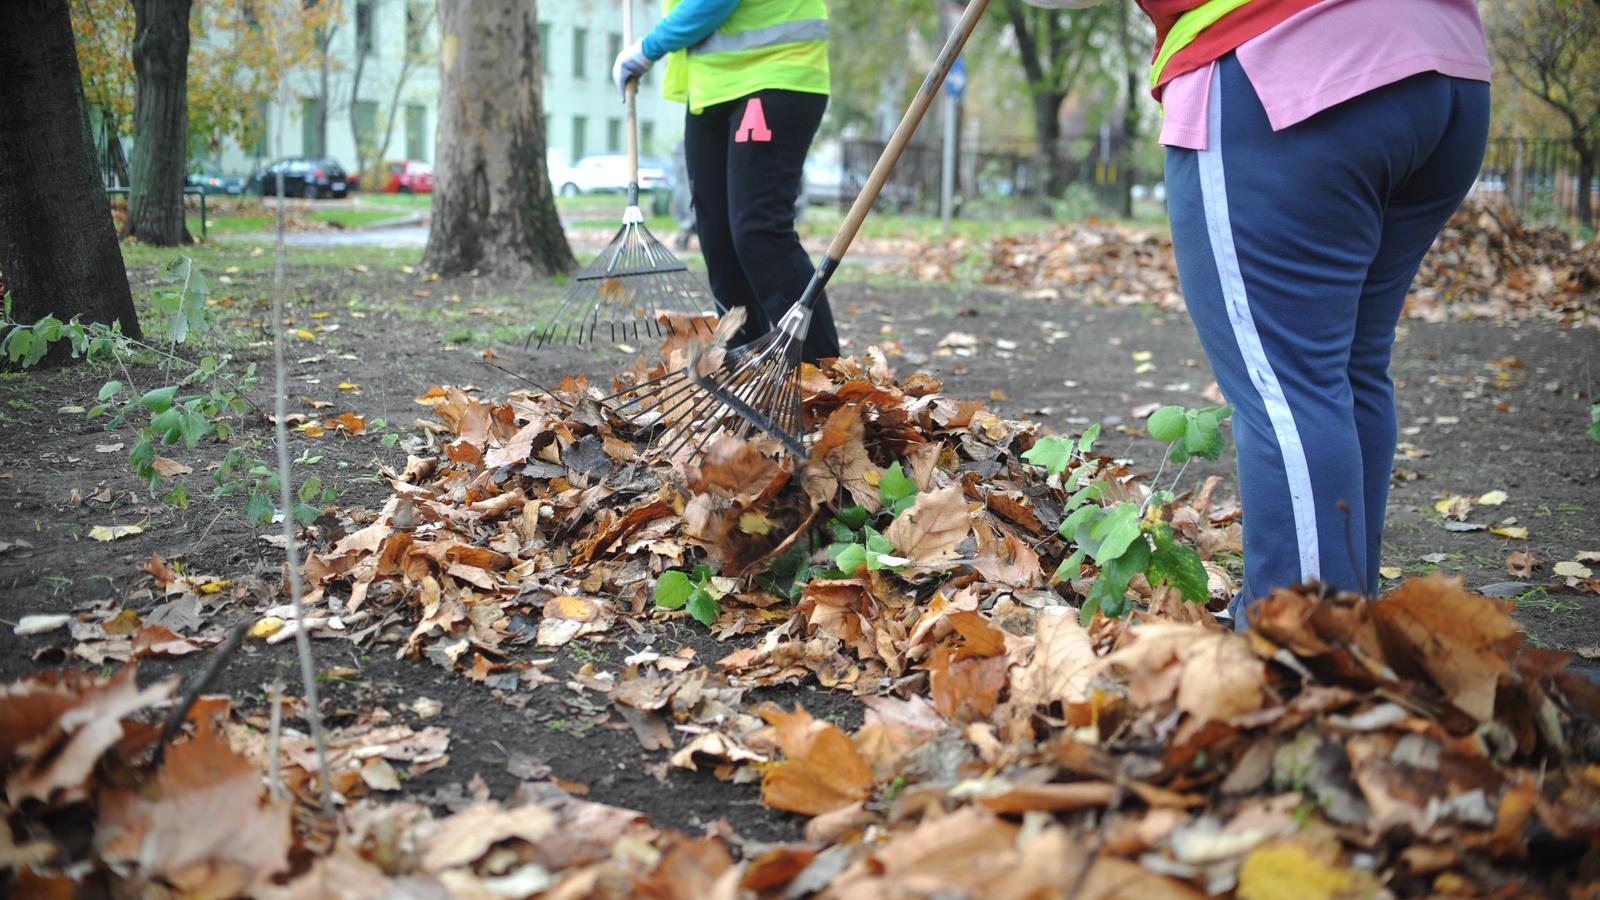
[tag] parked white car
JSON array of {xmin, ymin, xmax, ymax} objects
[{"xmin": 549, "ymin": 154, "xmax": 669, "ymax": 196}]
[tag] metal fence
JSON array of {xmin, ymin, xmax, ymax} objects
[
  {"xmin": 1469, "ymin": 138, "xmax": 1595, "ymax": 230},
  {"xmin": 824, "ymin": 135, "xmax": 1593, "ymax": 231},
  {"xmin": 831, "ymin": 136, "xmax": 1137, "ymax": 218}
]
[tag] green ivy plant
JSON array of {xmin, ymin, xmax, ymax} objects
[
  {"xmin": 662, "ymin": 460, "xmax": 925, "ymax": 627},
  {"xmin": 1025, "ymin": 406, "xmax": 1233, "ymax": 624}
]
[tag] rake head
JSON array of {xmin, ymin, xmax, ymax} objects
[
  {"xmin": 604, "ymin": 305, "xmax": 809, "ymax": 463},
  {"xmin": 533, "ymin": 215, "xmax": 714, "ymax": 348}
]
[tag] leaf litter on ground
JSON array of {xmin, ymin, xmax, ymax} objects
[{"xmin": 5, "ymin": 322, "xmax": 1599, "ymax": 897}]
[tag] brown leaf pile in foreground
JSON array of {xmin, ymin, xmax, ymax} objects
[
  {"xmin": 902, "ymin": 200, "xmax": 1598, "ymax": 327},
  {"xmin": 7, "ymin": 575, "xmax": 1597, "ymax": 897}
]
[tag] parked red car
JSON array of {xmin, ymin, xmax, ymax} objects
[{"xmin": 379, "ymin": 160, "xmax": 433, "ymax": 194}]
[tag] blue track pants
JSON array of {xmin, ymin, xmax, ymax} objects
[{"xmin": 1164, "ymin": 55, "xmax": 1489, "ymax": 625}]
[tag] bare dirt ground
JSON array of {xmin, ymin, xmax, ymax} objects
[{"xmin": 2, "ymin": 246, "xmax": 1597, "ymax": 846}]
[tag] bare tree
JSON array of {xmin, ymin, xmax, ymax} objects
[
  {"xmin": 1485, "ymin": 0, "xmax": 1599, "ymax": 229},
  {"xmin": 1, "ymin": 0, "xmax": 141, "ymax": 359},
  {"xmin": 421, "ymin": 0, "xmax": 572, "ymax": 278},
  {"xmin": 126, "ymin": 0, "xmax": 193, "ymax": 245},
  {"xmin": 352, "ymin": 0, "xmax": 436, "ymax": 188}
]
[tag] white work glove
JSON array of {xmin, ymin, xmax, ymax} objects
[{"xmin": 612, "ymin": 38, "xmax": 653, "ymax": 102}]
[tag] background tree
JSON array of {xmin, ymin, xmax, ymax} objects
[
  {"xmin": 71, "ymin": 0, "xmax": 335, "ymax": 176},
  {"xmin": 1000, "ymin": 0, "xmax": 1112, "ymax": 197},
  {"xmin": 1, "ymin": 0, "xmax": 141, "ymax": 358},
  {"xmin": 127, "ymin": 0, "xmax": 193, "ymax": 247},
  {"xmin": 1484, "ymin": 0, "xmax": 1599, "ymax": 230},
  {"xmin": 422, "ymin": 0, "xmax": 572, "ymax": 278},
  {"xmin": 349, "ymin": 0, "xmax": 436, "ymax": 189}
]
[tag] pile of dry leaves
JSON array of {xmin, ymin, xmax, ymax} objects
[
  {"xmin": 900, "ymin": 200, "xmax": 1597, "ymax": 327},
  {"xmin": 6, "ymin": 347, "xmax": 1598, "ymax": 897}
]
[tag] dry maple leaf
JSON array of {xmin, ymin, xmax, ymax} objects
[
  {"xmin": 803, "ymin": 404, "xmax": 882, "ymax": 512},
  {"xmin": 925, "ymin": 641, "xmax": 1009, "ymax": 723},
  {"xmin": 1009, "ymin": 609, "xmax": 1097, "ymax": 709},
  {"xmin": 98, "ymin": 726, "xmax": 292, "ymax": 895},
  {"xmin": 1371, "ymin": 575, "xmax": 1521, "ymax": 722},
  {"xmin": 417, "ymin": 802, "xmax": 557, "ymax": 873},
  {"xmin": 5, "ymin": 667, "xmax": 175, "ymax": 806},
  {"xmin": 758, "ymin": 705, "xmax": 873, "ymax": 816},
  {"xmin": 885, "ymin": 484, "xmax": 970, "ymax": 564},
  {"xmin": 973, "ymin": 531, "xmax": 1042, "ymax": 588}
]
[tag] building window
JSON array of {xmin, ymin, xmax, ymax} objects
[
  {"xmin": 572, "ymin": 115, "xmax": 587, "ymax": 161},
  {"xmin": 640, "ymin": 120, "xmax": 655, "ymax": 155},
  {"xmin": 606, "ymin": 118, "xmax": 621, "ymax": 153},
  {"xmin": 356, "ymin": 1, "xmax": 375, "ymax": 55},
  {"xmin": 301, "ymin": 97, "xmax": 323, "ymax": 157},
  {"xmin": 405, "ymin": 2, "xmax": 425, "ymax": 56},
  {"xmin": 608, "ymin": 31, "xmax": 621, "ymax": 64},
  {"xmin": 539, "ymin": 23, "xmax": 552, "ymax": 74},
  {"xmin": 405, "ymin": 104, "xmax": 427, "ymax": 161},
  {"xmin": 572, "ymin": 27, "xmax": 586, "ymax": 79}
]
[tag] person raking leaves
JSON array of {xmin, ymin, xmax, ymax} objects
[
  {"xmin": 612, "ymin": 0, "xmax": 840, "ymax": 364},
  {"xmin": 1030, "ymin": 0, "xmax": 1491, "ymax": 628}
]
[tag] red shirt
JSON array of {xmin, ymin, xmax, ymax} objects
[{"xmin": 1137, "ymin": 0, "xmax": 1326, "ymax": 99}]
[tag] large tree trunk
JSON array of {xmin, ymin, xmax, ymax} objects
[
  {"xmin": 422, "ymin": 0, "xmax": 572, "ymax": 278},
  {"xmin": 127, "ymin": 0, "xmax": 192, "ymax": 246},
  {"xmin": 0, "ymin": 0, "xmax": 141, "ymax": 359}
]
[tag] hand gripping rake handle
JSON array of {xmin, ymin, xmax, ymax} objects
[
  {"xmin": 777, "ymin": 0, "xmax": 991, "ymax": 339},
  {"xmin": 624, "ymin": 0, "xmax": 644, "ymax": 223}
]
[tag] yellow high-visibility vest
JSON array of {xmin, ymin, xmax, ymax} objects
[
  {"xmin": 661, "ymin": 0, "xmax": 830, "ymax": 114},
  {"xmin": 1150, "ymin": 0, "xmax": 1255, "ymax": 89}
]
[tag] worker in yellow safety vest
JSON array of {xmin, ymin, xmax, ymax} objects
[{"xmin": 613, "ymin": 0, "xmax": 839, "ymax": 362}]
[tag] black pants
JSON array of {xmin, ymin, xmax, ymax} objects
[{"xmin": 684, "ymin": 88, "xmax": 839, "ymax": 363}]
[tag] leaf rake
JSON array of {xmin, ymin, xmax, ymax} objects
[{"xmin": 530, "ymin": 1, "xmax": 714, "ymax": 348}]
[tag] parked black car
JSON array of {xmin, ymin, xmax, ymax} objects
[
  {"xmin": 186, "ymin": 171, "xmax": 246, "ymax": 196},
  {"xmin": 249, "ymin": 157, "xmax": 349, "ymax": 199}
]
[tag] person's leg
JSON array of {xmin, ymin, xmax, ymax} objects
[
  {"xmin": 1349, "ymin": 78, "xmax": 1490, "ymax": 591},
  {"xmin": 723, "ymin": 89, "xmax": 839, "ymax": 363},
  {"xmin": 1166, "ymin": 56, "xmax": 1458, "ymax": 626},
  {"xmin": 684, "ymin": 101, "xmax": 768, "ymax": 342}
]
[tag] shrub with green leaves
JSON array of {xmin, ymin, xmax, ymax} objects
[
  {"xmin": 1025, "ymin": 406, "xmax": 1232, "ymax": 624},
  {"xmin": 662, "ymin": 459, "xmax": 928, "ymax": 627}
]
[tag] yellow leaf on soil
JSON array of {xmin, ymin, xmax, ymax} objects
[
  {"xmin": 1489, "ymin": 525, "xmax": 1528, "ymax": 539},
  {"xmin": 249, "ymin": 617, "xmax": 285, "ymax": 640},
  {"xmin": 1476, "ymin": 489, "xmax": 1508, "ymax": 505},
  {"xmin": 89, "ymin": 524, "xmax": 144, "ymax": 542}
]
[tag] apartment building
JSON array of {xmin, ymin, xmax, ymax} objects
[{"xmin": 210, "ymin": 0, "xmax": 684, "ymax": 177}]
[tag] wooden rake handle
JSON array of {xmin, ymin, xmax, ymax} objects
[
  {"xmin": 624, "ymin": 0, "xmax": 641, "ymax": 205},
  {"xmin": 823, "ymin": 0, "xmax": 990, "ymax": 263}
]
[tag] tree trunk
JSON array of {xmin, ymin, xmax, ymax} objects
[
  {"xmin": 127, "ymin": 0, "xmax": 192, "ymax": 246},
  {"xmin": 422, "ymin": 0, "xmax": 573, "ymax": 278},
  {"xmin": 1033, "ymin": 91, "xmax": 1066, "ymax": 199},
  {"xmin": 0, "ymin": 0, "xmax": 141, "ymax": 357},
  {"xmin": 1117, "ymin": 2, "xmax": 1140, "ymax": 219},
  {"xmin": 1576, "ymin": 144, "xmax": 1595, "ymax": 231}
]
